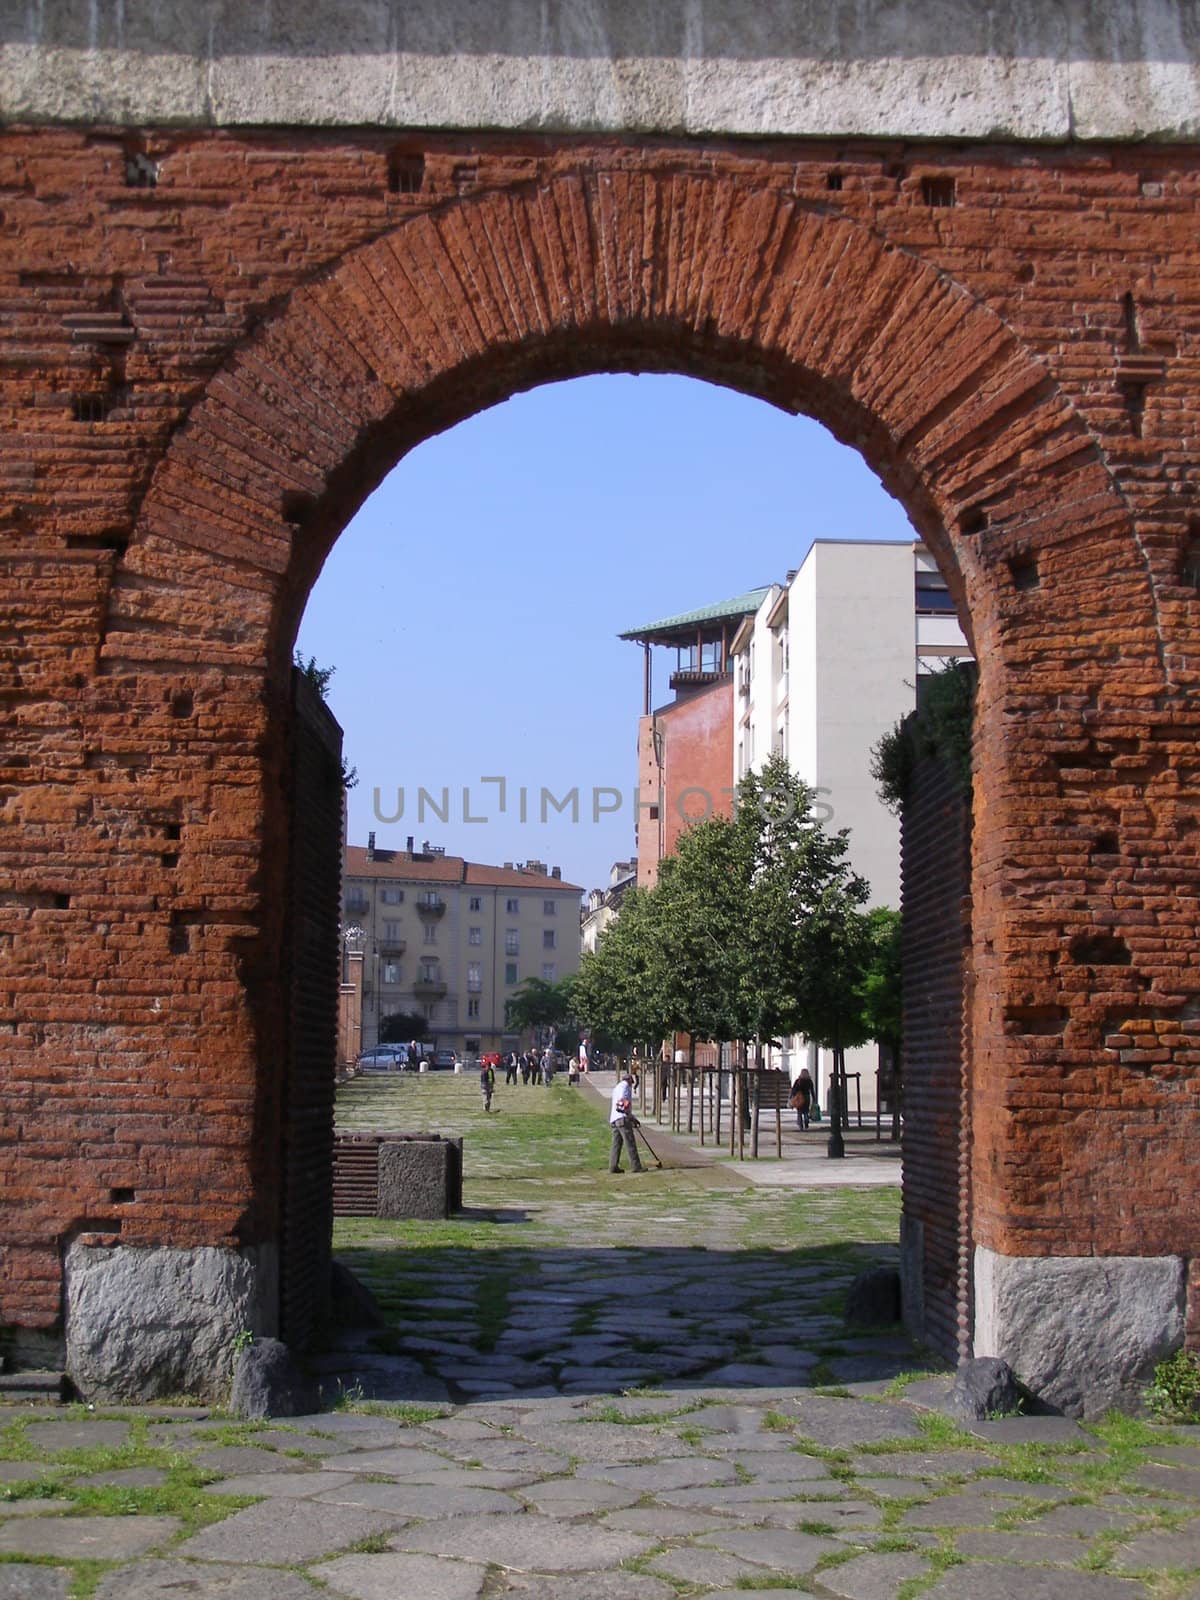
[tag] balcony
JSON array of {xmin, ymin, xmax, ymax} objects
[
  {"xmin": 669, "ymin": 667, "xmax": 730, "ymax": 693},
  {"xmin": 416, "ymin": 896, "xmax": 446, "ymax": 918},
  {"xmin": 413, "ymin": 976, "xmax": 447, "ymax": 998},
  {"xmin": 379, "ymin": 938, "xmax": 406, "ymax": 956}
]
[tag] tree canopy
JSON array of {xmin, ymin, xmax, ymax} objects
[{"xmin": 572, "ymin": 754, "xmax": 891, "ymax": 1059}]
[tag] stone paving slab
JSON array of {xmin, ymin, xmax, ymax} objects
[
  {"xmin": 505, "ymin": 1421, "xmax": 693, "ymax": 1461},
  {"xmin": 201, "ymin": 1471, "xmax": 360, "ymax": 1499},
  {"xmin": 1030, "ymin": 1502, "xmax": 1143, "ymax": 1536},
  {"xmin": 656, "ymin": 1475, "xmax": 844, "ymax": 1509},
  {"xmin": 93, "ymin": 1560, "xmax": 323, "ymax": 1598},
  {"xmin": 317, "ymin": 1480, "xmax": 522, "ymax": 1517},
  {"xmin": 844, "ymin": 1476, "xmax": 935, "ymax": 1501},
  {"xmin": 515, "ymin": 1477, "xmax": 630, "ymax": 1515},
  {"xmin": 191, "ymin": 1446, "xmax": 310, "ymax": 1475},
  {"xmin": 316, "ymin": 1551, "xmax": 486, "ymax": 1600},
  {"xmin": 1133, "ymin": 1463, "xmax": 1200, "ymax": 1497},
  {"xmin": 965, "ymin": 1416, "xmax": 1090, "ymax": 1445},
  {"xmin": 318, "ymin": 1446, "xmax": 460, "ymax": 1478},
  {"xmin": 812, "ymin": 1551, "xmax": 935, "ymax": 1599},
  {"xmin": 922, "ymin": 1564, "xmax": 1149, "ymax": 1598},
  {"xmin": 22, "ymin": 1421, "xmax": 131, "ymax": 1453},
  {"xmin": 601, "ymin": 1506, "xmax": 740, "ymax": 1535},
  {"xmin": 781, "ymin": 1396, "xmax": 925, "ymax": 1444},
  {"xmin": 0, "ymin": 1515, "xmax": 180, "ymax": 1559},
  {"xmin": 847, "ymin": 1448, "xmax": 998, "ymax": 1477},
  {"xmin": 956, "ymin": 1527, "xmax": 1099, "ymax": 1563},
  {"xmin": 576, "ymin": 1456, "xmax": 737, "ymax": 1491},
  {"xmin": 0, "ymin": 1568, "xmax": 71, "ymax": 1600},
  {"xmin": 391, "ymin": 1511, "xmax": 654, "ymax": 1571},
  {"xmin": 698, "ymin": 1525, "xmax": 843, "ymax": 1569},
  {"xmin": 0, "ymin": 1463, "xmax": 50, "ymax": 1483},
  {"xmin": 174, "ymin": 1500, "xmax": 404, "ymax": 1565},
  {"xmin": 1111, "ymin": 1521, "xmax": 1200, "ymax": 1570},
  {"xmin": 646, "ymin": 1545, "xmax": 764, "ymax": 1586},
  {"xmin": 493, "ymin": 1573, "xmax": 676, "ymax": 1600}
]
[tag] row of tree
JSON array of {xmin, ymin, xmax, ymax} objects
[{"xmin": 570, "ymin": 755, "xmax": 900, "ymax": 1080}]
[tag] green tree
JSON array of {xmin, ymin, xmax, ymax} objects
[
  {"xmin": 294, "ymin": 651, "xmax": 336, "ymax": 698},
  {"xmin": 856, "ymin": 906, "xmax": 902, "ymax": 1051},
  {"xmin": 572, "ymin": 888, "xmax": 674, "ymax": 1052},
  {"xmin": 505, "ymin": 975, "xmax": 576, "ymax": 1044}
]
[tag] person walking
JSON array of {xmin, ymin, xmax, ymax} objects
[
  {"xmin": 505, "ymin": 1051, "xmax": 519, "ymax": 1086},
  {"xmin": 609, "ymin": 1070, "xmax": 645, "ymax": 1174},
  {"xmin": 789, "ymin": 1066, "xmax": 817, "ymax": 1130},
  {"xmin": 480, "ymin": 1058, "xmax": 496, "ymax": 1112}
]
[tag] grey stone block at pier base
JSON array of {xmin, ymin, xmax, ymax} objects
[
  {"xmin": 973, "ymin": 1247, "xmax": 1185, "ymax": 1419},
  {"xmin": 65, "ymin": 1242, "xmax": 276, "ymax": 1404},
  {"xmin": 377, "ymin": 1141, "xmax": 454, "ymax": 1221}
]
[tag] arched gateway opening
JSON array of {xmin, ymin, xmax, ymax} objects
[{"xmin": 6, "ymin": 152, "xmax": 1196, "ymax": 1413}]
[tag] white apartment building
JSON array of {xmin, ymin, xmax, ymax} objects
[
  {"xmin": 730, "ymin": 539, "xmax": 970, "ymax": 1108},
  {"xmin": 343, "ymin": 836, "xmax": 583, "ymax": 1057}
]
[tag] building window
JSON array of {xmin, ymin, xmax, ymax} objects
[
  {"xmin": 469, "ymin": 896, "xmax": 481, "ymax": 911},
  {"xmin": 468, "ymin": 926, "xmax": 482, "ymax": 945},
  {"xmin": 381, "ymin": 887, "xmax": 404, "ymax": 905},
  {"xmin": 543, "ymin": 900, "xmax": 556, "ymax": 915},
  {"xmin": 382, "ymin": 961, "xmax": 400, "ymax": 985},
  {"xmin": 382, "ymin": 920, "xmax": 403, "ymax": 942},
  {"xmin": 543, "ymin": 929, "xmax": 556, "ymax": 950},
  {"xmin": 506, "ymin": 897, "xmax": 519, "ymax": 914},
  {"xmin": 542, "ymin": 963, "xmax": 556, "ymax": 982},
  {"xmin": 419, "ymin": 959, "xmax": 439, "ymax": 983},
  {"xmin": 423, "ymin": 922, "xmax": 437, "ymax": 944},
  {"xmin": 345, "ymin": 890, "xmax": 369, "ymax": 915},
  {"xmin": 916, "ymin": 569, "xmax": 957, "ymax": 615},
  {"xmin": 505, "ymin": 962, "xmax": 518, "ymax": 986},
  {"xmin": 467, "ymin": 962, "xmax": 482, "ymax": 993},
  {"xmin": 467, "ymin": 998, "xmax": 480, "ymax": 1018},
  {"xmin": 505, "ymin": 929, "xmax": 519, "ymax": 956}
]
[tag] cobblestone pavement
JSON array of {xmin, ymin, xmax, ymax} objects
[{"xmin": 0, "ymin": 1075, "xmax": 1195, "ymax": 1598}]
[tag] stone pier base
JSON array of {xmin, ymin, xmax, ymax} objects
[
  {"xmin": 973, "ymin": 1246, "xmax": 1185, "ymax": 1419},
  {"xmin": 64, "ymin": 1242, "xmax": 278, "ymax": 1403}
]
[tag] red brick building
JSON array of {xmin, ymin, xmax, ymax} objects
[{"xmin": 622, "ymin": 593, "xmax": 766, "ymax": 887}]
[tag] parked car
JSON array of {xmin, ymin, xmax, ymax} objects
[
  {"xmin": 430, "ymin": 1048, "xmax": 458, "ymax": 1071},
  {"xmin": 355, "ymin": 1045, "xmax": 407, "ymax": 1072},
  {"xmin": 480, "ymin": 1051, "xmax": 503, "ymax": 1069}
]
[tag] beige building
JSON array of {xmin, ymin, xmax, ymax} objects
[
  {"xmin": 343, "ymin": 836, "xmax": 583, "ymax": 1056},
  {"xmin": 731, "ymin": 539, "xmax": 971, "ymax": 1110}
]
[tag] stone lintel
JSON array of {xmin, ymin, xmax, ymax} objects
[{"xmin": 3, "ymin": 1, "xmax": 1200, "ymax": 141}]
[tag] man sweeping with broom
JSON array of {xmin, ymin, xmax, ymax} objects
[{"xmin": 608, "ymin": 1068, "xmax": 645, "ymax": 1175}]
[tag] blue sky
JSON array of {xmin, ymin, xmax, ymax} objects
[{"xmin": 295, "ymin": 373, "xmax": 915, "ymax": 895}]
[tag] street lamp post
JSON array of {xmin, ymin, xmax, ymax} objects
[{"xmin": 826, "ymin": 1051, "xmax": 845, "ymax": 1159}]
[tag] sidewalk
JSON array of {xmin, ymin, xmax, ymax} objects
[{"xmin": 581, "ymin": 1072, "xmax": 902, "ymax": 1189}]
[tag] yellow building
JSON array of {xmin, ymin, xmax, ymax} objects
[{"xmin": 343, "ymin": 837, "xmax": 583, "ymax": 1056}]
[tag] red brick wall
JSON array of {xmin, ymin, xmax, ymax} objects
[
  {"xmin": 637, "ymin": 682, "xmax": 735, "ymax": 886},
  {"xmin": 3, "ymin": 128, "xmax": 1199, "ymax": 1332}
]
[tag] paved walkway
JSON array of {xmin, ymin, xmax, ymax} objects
[
  {"xmin": 582, "ymin": 1071, "xmax": 904, "ymax": 1188},
  {"xmin": 0, "ymin": 1074, "xmax": 1195, "ymax": 1598}
]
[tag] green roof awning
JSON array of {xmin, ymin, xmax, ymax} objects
[{"xmin": 619, "ymin": 588, "xmax": 770, "ymax": 644}]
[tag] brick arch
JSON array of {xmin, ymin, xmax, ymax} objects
[
  {"xmin": 83, "ymin": 161, "xmax": 1190, "ymax": 1400},
  {"xmin": 112, "ymin": 170, "xmax": 1149, "ymax": 686}
]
